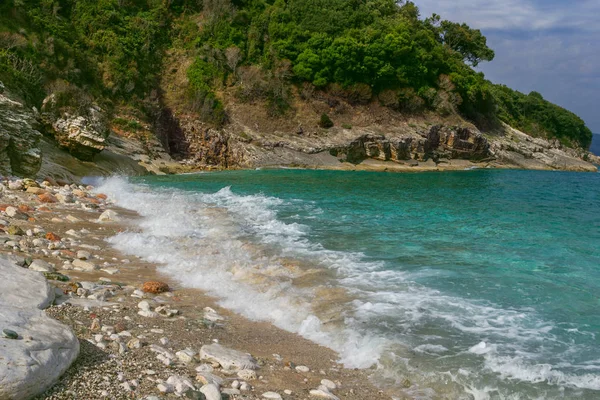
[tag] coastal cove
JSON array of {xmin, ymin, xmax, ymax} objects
[{"xmin": 95, "ymin": 168, "xmax": 600, "ymax": 399}]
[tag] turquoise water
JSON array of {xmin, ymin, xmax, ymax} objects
[{"xmin": 99, "ymin": 169, "xmax": 600, "ymax": 399}]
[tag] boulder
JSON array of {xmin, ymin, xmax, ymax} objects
[
  {"xmin": 0, "ymin": 256, "xmax": 79, "ymax": 400},
  {"xmin": 41, "ymin": 93, "xmax": 109, "ymax": 161},
  {"xmin": 199, "ymin": 344, "xmax": 258, "ymax": 371},
  {"xmin": 329, "ymin": 125, "xmax": 491, "ymax": 165}
]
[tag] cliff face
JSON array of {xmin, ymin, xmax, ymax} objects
[
  {"xmin": 0, "ymin": 89, "xmax": 42, "ymax": 177},
  {"xmin": 0, "ymin": 77, "xmax": 597, "ymax": 180}
]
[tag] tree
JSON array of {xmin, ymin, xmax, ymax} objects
[{"xmin": 427, "ymin": 15, "xmax": 494, "ymax": 67}]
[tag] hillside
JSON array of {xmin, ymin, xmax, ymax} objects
[{"xmin": 0, "ymin": 0, "xmax": 597, "ymax": 178}]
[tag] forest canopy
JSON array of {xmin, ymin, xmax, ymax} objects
[{"xmin": 0, "ymin": 0, "xmax": 592, "ymax": 148}]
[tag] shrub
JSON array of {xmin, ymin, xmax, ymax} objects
[{"xmin": 319, "ymin": 113, "xmax": 333, "ymax": 128}]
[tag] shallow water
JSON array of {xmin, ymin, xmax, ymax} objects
[{"xmin": 98, "ymin": 169, "xmax": 600, "ymax": 399}]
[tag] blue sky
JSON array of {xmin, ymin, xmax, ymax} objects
[{"xmin": 414, "ymin": 0, "xmax": 600, "ymax": 133}]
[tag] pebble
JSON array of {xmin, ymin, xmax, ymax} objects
[
  {"xmin": 262, "ymin": 392, "xmax": 283, "ymax": 399},
  {"xmin": 200, "ymin": 383, "xmax": 222, "ymax": 400},
  {"xmin": 2, "ymin": 328, "xmax": 18, "ymax": 339},
  {"xmin": 309, "ymin": 389, "xmax": 340, "ymax": 399},
  {"xmin": 321, "ymin": 379, "xmax": 337, "ymax": 390},
  {"xmin": 176, "ymin": 349, "xmax": 197, "ymax": 363},
  {"xmin": 237, "ymin": 369, "xmax": 257, "ymax": 380},
  {"xmin": 295, "ymin": 365, "xmax": 310, "ymax": 373},
  {"xmin": 28, "ymin": 259, "xmax": 54, "ymax": 272},
  {"xmin": 77, "ymin": 250, "xmax": 91, "ymax": 260}
]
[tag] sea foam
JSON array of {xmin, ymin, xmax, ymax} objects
[{"xmin": 97, "ymin": 176, "xmax": 600, "ymax": 399}]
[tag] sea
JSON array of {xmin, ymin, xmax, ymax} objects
[{"xmin": 97, "ymin": 168, "xmax": 600, "ymax": 400}]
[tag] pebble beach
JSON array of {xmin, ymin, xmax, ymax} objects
[{"xmin": 0, "ymin": 177, "xmax": 391, "ymax": 400}]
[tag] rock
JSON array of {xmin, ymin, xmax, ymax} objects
[
  {"xmin": 155, "ymin": 305, "xmax": 178, "ymax": 317},
  {"xmin": 2, "ymin": 328, "xmax": 18, "ymax": 339},
  {"xmin": 203, "ymin": 307, "xmax": 224, "ymax": 322},
  {"xmin": 26, "ymin": 187, "xmax": 46, "ymax": 195},
  {"xmin": 237, "ymin": 369, "xmax": 257, "ymax": 380},
  {"xmin": 41, "ymin": 95, "xmax": 109, "ymax": 161},
  {"xmin": 176, "ymin": 349, "xmax": 197, "ymax": 363},
  {"xmin": 137, "ymin": 300, "xmax": 152, "ymax": 311},
  {"xmin": 157, "ymin": 383, "xmax": 174, "ymax": 393},
  {"xmin": 199, "ymin": 344, "xmax": 258, "ymax": 371},
  {"xmin": 38, "ymin": 192, "xmax": 58, "ymax": 203},
  {"xmin": 77, "ymin": 250, "xmax": 91, "ymax": 260},
  {"xmin": 262, "ymin": 392, "xmax": 283, "ymax": 399},
  {"xmin": 5, "ymin": 206, "xmax": 27, "ymax": 219},
  {"xmin": 0, "ymin": 92, "xmax": 42, "ymax": 177},
  {"xmin": 127, "ymin": 338, "xmax": 142, "ymax": 349},
  {"xmin": 65, "ymin": 214, "xmax": 81, "ymax": 222},
  {"xmin": 320, "ymin": 379, "xmax": 336, "ymax": 390},
  {"xmin": 8, "ymin": 181, "xmax": 23, "ymax": 191},
  {"xmin": 142, "ymin": 280, "xmax": 170, "ymax": 294},
  {"xmin": 6, "ymin": 225, "xmax": 24, "ymax": 236},
  {"xmin": 200, "ymin": 383, "xmax": 222, "ymax": 400},
  {"xmin": 45, "ymin": 232, "xmax": 61, "ymax": 241},
  {"xmin": 97, "ymin": 210, "xmax": 120, "ymax": 222},
  {"xmin": 196, "ymin": 371, "xmax": 224, "ymax": 387},
  {"xmin": 166, "ymin": 375, "xmax": 196, "ymax": 396},
  {"xmin": 28, "ymin": 259, "xmax": 55, "ymax": 273},
  {"xmin": 309, "ymin": 389, "xmax": 340, "ymax": 399},
  {"xmin": 0, "ymin": 256, "xmax": 79, "ymax": 399},
  {"xmin": 72, "ymin": 259, "xmax": 97, "ymax": 271},
  {"xmin": 295, "ymin": 365, "xmax": 310, "ymax": 373}
]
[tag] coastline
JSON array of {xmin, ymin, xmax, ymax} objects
[{"xmin": 0, "ymin": 178, "xmax": 392, "ymax": 400}]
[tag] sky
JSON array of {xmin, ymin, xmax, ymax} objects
[{"xmin": 414, "ymin": 0, "xmax": 600, "ymax": 134}]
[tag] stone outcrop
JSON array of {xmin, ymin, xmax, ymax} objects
[
  {"xmin": 41, "ymin": 94, "xmax": 110, "ymax": 161},
  {"xmin": 329, "ymin": 125, "xmax": 491, "ymax": 165},
  {"xmin": 488, "ymin": 125, "xmax": 597, "ymax": 172},
  {"xmin": 0, "ymin": 88, "xmax": 42, "ymax": 177},
  {"xmin": 0, "ymin": 256, "xmax": 79, "ymax": 400}
]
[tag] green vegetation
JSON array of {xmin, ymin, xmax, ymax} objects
[
  {"xmin": 0, "ymin": 0, "xmax": 592, "ymax": 148},
  {"xmin": 319, "ymin": 113, "xmax": 334, "ymax": 129}
]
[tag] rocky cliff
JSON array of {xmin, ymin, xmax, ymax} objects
[{"xmin": 0, "ymin": 78, "xmax": 597, "ymax": 181}]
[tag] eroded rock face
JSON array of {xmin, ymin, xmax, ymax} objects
[
  {"xmin": 0, "ymin": 256, "xmax": 79, "ymax": 400},
  {"xmin": 0, "ymin": 91, "xmax": 42, "ymax": 177},
  {"xmin": 329, "ymin": 125, "xmax": 491, "ymax": 164},
  {"xmin": 42, "ymin": 94, "xmax": 109, "ymax": 161}
]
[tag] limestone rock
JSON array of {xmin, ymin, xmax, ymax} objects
[
  {"xmin": 28, "ymin": 259, "xmax": 55, "ymax": 273},
  {"xmin": 72, "ymin": 259, "xmax": 97, "ymax": 271},
  {"xmin": 41, "ymin": 94, "xmax": 109, "ymax": 161},
  {"xmin": 199, "ymin": 343, "xmax": 258, "ymax": 371},
  {"xmin": 262, "ymin": 392, "xmax": 283, "ymax": 399},
  {"xmin": 98, "ymin": 209, "xmax": 120, "ymax": 222},
  {"xmin": 0, "ymin": 90, "xmax": 42, "ymax": 177},
  {"xmin": 0, "ymin": 256, "xmax": 79, "ymax": 399},
  {"xmin": 200, "ymin": 383, "xmax": 222, "ymax": 400}
]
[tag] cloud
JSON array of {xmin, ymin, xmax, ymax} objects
[
  {"xmin": 413, "ymin": 0, "xmax": 600, "ymax": 133},
  {"xmin": 415, "ymin": 0, "xmax": 600, "ymax": 33}
]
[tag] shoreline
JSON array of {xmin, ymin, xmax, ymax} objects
[{"xmin": 0, "ymin": 178, "xmax": 392, "ymax": 400}]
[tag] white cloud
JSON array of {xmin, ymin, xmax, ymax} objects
[
  {"xmin": 414, "ymin": 0, "xmax": 600, "ymax": 32},
  {"xmin": 413, "ymin": 0, "xmax": 600, "ymax": 132}
]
